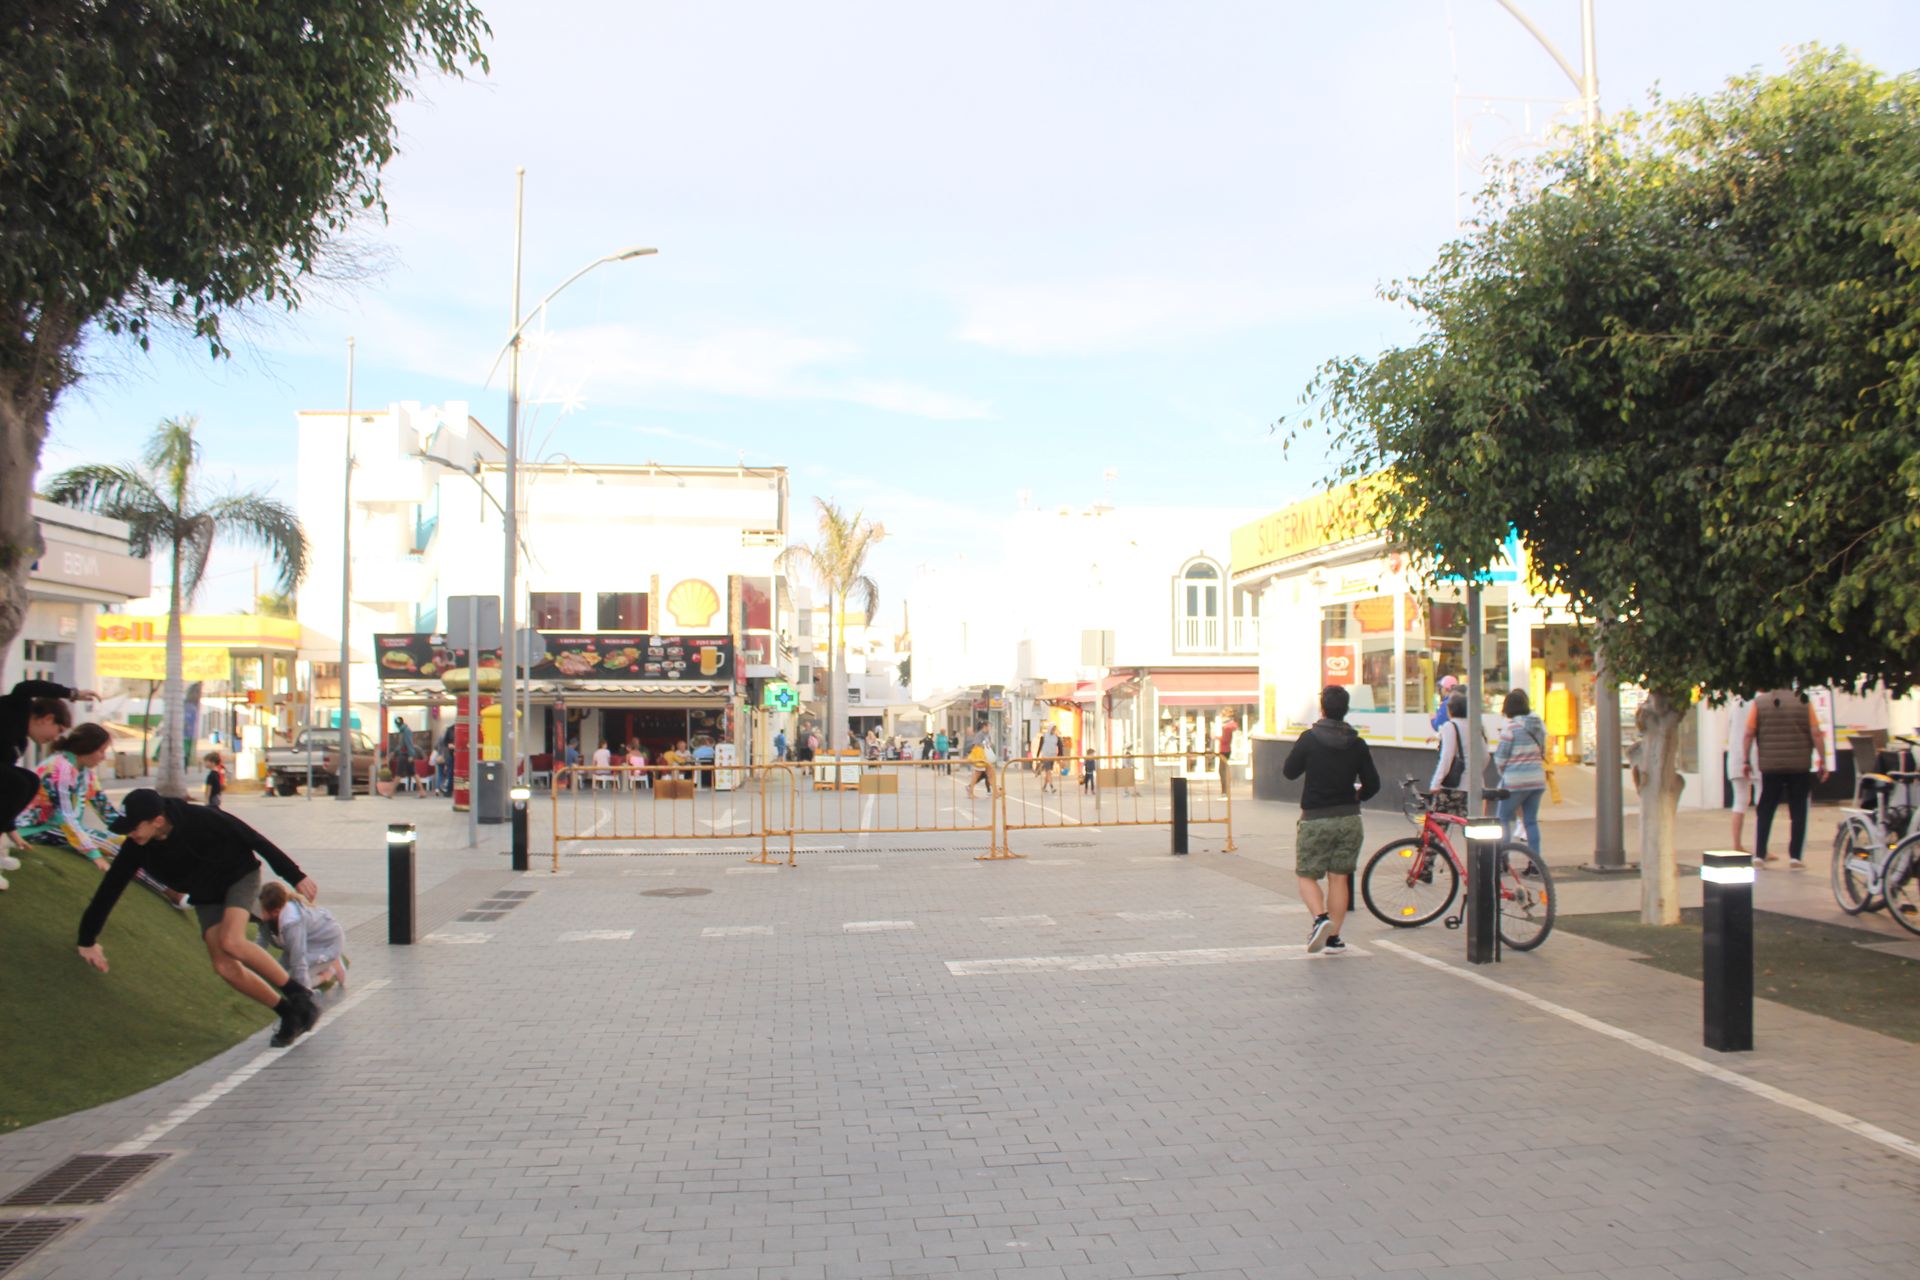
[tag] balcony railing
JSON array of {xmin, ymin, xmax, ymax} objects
[
  {"xmin": 1180, "ymin": 617, "xmax": 1221, "ymax": 650},
  {"xmin": 1230, "ymin": 616, "xmax": 1260, "ymax": 651}
]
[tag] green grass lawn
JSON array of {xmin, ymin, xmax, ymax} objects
[
  {"xmin": 0, "ymin": 845, "xmax": 274, "ymax": 1133},
  {"xmin": 1557, "ymin": 908, "xmax": 1920, "ymax": 1043}
]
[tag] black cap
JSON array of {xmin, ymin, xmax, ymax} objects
[{"xmin": 108, "ymin": 788, "xmax": 165, "ymax": 835}]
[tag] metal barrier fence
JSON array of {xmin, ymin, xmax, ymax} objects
[
  {"xmin": 547, "ymin": 751, "xmax": 1235, "ymax": 867},
  {"xmin": 997, "ymin": 752, "xmax": 1235, "ymax": 852}
]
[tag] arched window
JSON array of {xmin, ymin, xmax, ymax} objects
[{"xmin": 1176, "ymin": 559, "xmax": 1222, "ymax": 650}]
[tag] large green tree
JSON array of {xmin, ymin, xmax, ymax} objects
[
  {"xmin": 2, "ymin": 1, "xmax": 487, "ymax": 653},
  {"xmin": 781, "ymin": 499, "xmax": 885, "ymax": 755},
  {"xmin": 48, "ymin": 417, "xmax": 309, "ymax": 797},
  {"xmin": 1296, "ymin": 48, "xmax": 1920, "ymax": 923}
]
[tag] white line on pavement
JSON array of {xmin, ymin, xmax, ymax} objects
[
  {"xmin": 424, "ymin": 931, "xmax": 493, "ymax": 944},
  {"xmin": 829, "ymin": 864, "xmax": 882, "ymax": 872},
  {"xmin": 1374, "ymin": 941, "xmax": 1920, "ymax": 1165},
  {"xmin": 725, "ymin": 866, "xmax": 778, "ymax": 875},
  {"xmin": 111, "ymin": 979, "xmax": 392, "ymax": 1155},
  {"xmin": 1117, "ymin": 909, "xmax": 1192, "ymax": 922},
  {"xmin": 845, "ymin": 920, "xmax": 915, "ymax": 933},
  {"xmin": 702, "ymin": 925, "xmax": 774, "ymax": 938},
  {"xmin": 557, "ymin": 929, "xmax": 635, "ymax": 942},
  {"xmin": 982, "ymin": 915, "xmax": 1057, "ymax": 928},
  {"xmin": 946, "ymin": 944, "xmax": 1365, "ymax": 976},
  {"xmin": 1023, "ymin": 858, "xmax": 1083, "ymax": 866}
]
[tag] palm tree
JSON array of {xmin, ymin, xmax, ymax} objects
[
  {"xmin": 47, "ymin": 416, "xmax": 308, "ymax": 796},
  {"xmin": 780, "ymin": 499, "xmax": 884, "ymax": 756}
]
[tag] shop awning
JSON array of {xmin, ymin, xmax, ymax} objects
[
  {"xmin": 1151, "ymin": 669, "xmax": 1258, "ymax": 707},
  {"xmin": 918, "ymin": 688, "xmax": 966, "ymax": 714},
  {"xmin": 1072, "ymin": 672, "xmax": 1139, "ymax": 702},
  {"xmin": 536, "ymin": 682, "xmax": 731, "ymax": 708}
]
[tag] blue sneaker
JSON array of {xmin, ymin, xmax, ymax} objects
[{"xmin": 1306, "ymin": 915, "xmax": 1332, "ymax": 953}]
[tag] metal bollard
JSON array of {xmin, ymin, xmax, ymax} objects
[
  {"xmin": 1170, "ymin": 776, "xmax": 1189, "ymax": 855},
  {"xmin": 1701, "ymin": 850, "xmax": 1755, "ymax": 1052},
  {"xmin": 509, "ymin": 786, "xmax": 530, "ymax": 872},
  {"xmin": 1463, "ymin": 821, "xmax": 1503, "ymax": 964},
  {"xmin": 387, "ymin": 822, "xmax": 417, "ymax": 945}
]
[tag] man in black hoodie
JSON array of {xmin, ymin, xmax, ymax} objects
[
  {"xmin": 1282, "ymin": 685, "xmax": 1380, "ymax": 954},
  {"xmin": 77, "ymin": 789, "xmax": 321, "ymax": 1047}
]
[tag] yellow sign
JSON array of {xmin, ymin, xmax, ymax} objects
[
  {"xmin": 1230, "ymin": 475, "xmax": 1388, "ymax": 577},
  {"xmin": 98, "ymin": 614, "xmax": 300, "ymax": 648},
  {"xmin": 96, "ymin": 645, "xmax": 231, "ymax": 682}
]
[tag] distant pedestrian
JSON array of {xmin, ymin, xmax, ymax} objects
[
  {"xmin": 1080, "ymin": 744, "xmax": 1097, "ymax": 794},
  {"xmin": 1724, "ymin": 696, "xmax": 1755, "ymax": 853},
  {"xmin": 1037, "ymin": 725, "xmax": 1062, "ymax": 793},
  {"xmin": 1427, "ymin": 692, "xmax": 1479, "ymax": 808},
  {"xmin": 1217, "ymin": 712, "xmax": 1239, "ymax": 795},
  {"xmin": 203, "ymin": 751, "xmax": 227, "ymax": 810},
  {"xmin": 1282, "ymin": 685, "xmax": 1381, "ymax": 954},
  {"xmin": 1746, "ymin": 687, "xmax": 1828, "ymax": 869},
  {"xmin": 437, "ymin": 726, "xmax": 455, "ymax": 795},
  {"xmin": 1429, "ymin": 675, "xmax": 1459, "ymax": 733},
  {"xmin": 1492, "ymin": 690, "xmax": 1548, "ymax": 856},
  {"xmin": 774, "ymin": 728, "xmax": 789, "ymax": 761},
  {"xmin": 934, "ymin": 730, "xmax": 950, "ymax": 773}
]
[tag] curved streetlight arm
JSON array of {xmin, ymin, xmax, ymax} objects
[
  {"xmin": 482, "ymin": 247, "xmax": 657, "ymax": 386},
  {"xmin": 1492, "ymin": 0, "xmax": 1581, "ymax": 90}
]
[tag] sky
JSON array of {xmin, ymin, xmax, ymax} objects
[{"xmin": 38, "ymin": 0, "xmax": 1920, "ymax": 619}]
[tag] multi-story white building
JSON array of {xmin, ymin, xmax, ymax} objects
[
  {"xmin": 909, "ymin": 499, "xmax": 1266, "ymax": 767},
  {"xmin": 5, "ymin": 499, "xmax": 150, "ymax": 710},
  {"xmin": 294, "ymin": 402, "xmax": 801, "ymax": 772}
]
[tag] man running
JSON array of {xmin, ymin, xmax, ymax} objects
[
  {"xmin": 76, "ymin": 789, "xmax": 322, "ymax": 1046},
  {"xmin": 1282, "ymin": 685, "xmax": 1380, "ymax": 954}
]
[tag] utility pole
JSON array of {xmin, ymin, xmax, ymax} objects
[
  {"xmin": 499, "ymin": 168, "xmax": 525, "ymax": 820},
  {"xmin": 338, "ymin": 337, "xmax": 355, "ymax": 803}
]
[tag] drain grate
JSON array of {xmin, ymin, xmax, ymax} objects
[
  {"xmin": 489, "ymin": 889, "xmax": 537, "ymax": 900},
  {"xmin": 457, "ymin": 910, "xmax": 507, "ymax": 922},
  {"xmin": 2, "ymin": 1154, "xmax": 168, "ymax": 1207},
  {"xmin": 641, "ymin": 886, "xmax": 713, "ymax": 898},
  {"xmin": 0, "ymin": 1218, "xmax": 81, "ymax": 1274}
]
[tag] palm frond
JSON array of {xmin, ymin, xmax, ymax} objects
[
  {"xmin": 144, "ymin": 416, "xmax": 203, "ymax": 512},
  {"xmin": 42, "ymin": 465, "xmax": 174, "ymax": 556},
  {"xmin": 847, "ymin": 574, "xmax": 880, "ymax": 623},
  {"xmin": 175, "ymin": 514, "xmax": 218, "ymax": 603},
  {"xmin": 201, "ymin": 492, "xmax": 310, "ymax": 593}
]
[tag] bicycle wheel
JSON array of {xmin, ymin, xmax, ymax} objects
[
  {"xmin": 1494, "ymin": 842, "xmax": 1555, "ymax": 952},
  {"xmin": 1361, "ymin": 837, "xmax": 1458, "ymax": 928},
  {"xmin": 1884, "ymin": 836, "xmax": 1920, "ymax": 937},
  {"xmin": 1830, "ymin": 818, "xmax": 1880, "ymax": 914}
]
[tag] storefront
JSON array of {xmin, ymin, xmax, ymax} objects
[{"xmin": 1141, "ymin": 669, "xmax": 1256, "ymax": 773}]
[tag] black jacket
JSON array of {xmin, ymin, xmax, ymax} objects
[
  {"xmin": 1281, "ymin": 718, "xmax": 1381, "ymax": 819},
  {"xmin": 2, "ymin": 679, "xmax": 74, "ymax": 767},
  {"xmin": 78, "ymin": 800, "xmax": 306, "ymax": 946}
]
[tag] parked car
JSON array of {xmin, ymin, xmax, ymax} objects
[{"xmin": 265, "ymin": 729, "xmax": 379, "ymax": 796}]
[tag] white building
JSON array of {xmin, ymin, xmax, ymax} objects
[
  {"xmin": 909, "ymin": 500, "xmax": 1265, "ymax": 766},
  {"xmin": 6, "ymin": 500, "xmax": 150, "ymax": 700},
  {"xmin": 294, "ymin": 402, "xmax": 801, "ymax": 773}
]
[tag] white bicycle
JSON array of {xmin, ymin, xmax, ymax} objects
[{"xmin": 1831, "ymin": 735, "xmax": 1920, "ymax": 934}]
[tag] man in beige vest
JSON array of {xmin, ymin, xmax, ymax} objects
[{"xmin": 1744, "ymin": 687, "xmax": 1829, "ymax": 868}]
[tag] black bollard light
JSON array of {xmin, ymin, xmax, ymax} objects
[
  {"xmin": 1701, "ymin": 849, "xmax": 1755, "ymax": 1052},
  {"xmin": 1170, "ymin": 776, "xmax": 1189, "ymax": 855},
  {"xmin": 387, "ymin": 822, "xmax": 417, "ymax": 945},
  {"xmin": 509, "ymin": 785, "xmax": 530, "ymax": 872},
  {"xmin": 1463, "ymin": 820, "xmax": 1503, "ymax": 965}
]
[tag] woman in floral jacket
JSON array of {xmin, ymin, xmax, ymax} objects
[{"xmin": 11, "ymin": 723, "xmax": 120, "ymax": 862}]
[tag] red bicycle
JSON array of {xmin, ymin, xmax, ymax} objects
[{"xmin": 1359, "ymin": 778, "xmax": 1556, "ymax": 951}]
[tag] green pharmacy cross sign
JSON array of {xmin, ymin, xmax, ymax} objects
[{"xmin": 762, "ymin": 681, "xmax": 799, "ymax": 712}]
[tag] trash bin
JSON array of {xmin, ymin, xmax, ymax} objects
[{"xmin": 476, "ymin": 759, "xmax": 506, "ymax": 824}]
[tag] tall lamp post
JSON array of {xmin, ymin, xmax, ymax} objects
[
  {"xmin": 490, "ymin": 168, "xmax": 655, "ymax": 810},
  {"xmin": 339, "ymin": 337, "xmax": 355, "ymax": 803}
]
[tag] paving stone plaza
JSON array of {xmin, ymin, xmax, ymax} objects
[{"xmin": 3, "ymin": 792, "xmax": 1918, "ymax": 1279}]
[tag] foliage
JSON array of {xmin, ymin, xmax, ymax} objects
[
  {"xmin": 255, "ymin": 591, "xmax": 296, "ymax": 618},
  {"xmin": 47, "ymin": 416, "xmax": 309, "ymax": 795},
  {"xmin": 781, "ymin": 499, "xmax": 885, "ymax": 748}
]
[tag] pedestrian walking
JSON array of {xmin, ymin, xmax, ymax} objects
[
  {"xmin": 1282, "ymin": 685, "xmax": 1381, "ymax": 954},
  {"xmin": 1746, "ymin": 687, "xmax": 1829, "ymax": 868},
  {"xmin": 203, "ymin": 751, "xmax": 227, "ymax": 809},
  {"xmin": 1725, "ymin": 696, "xmax": 1755, "ymax": 853},
  {"xmin": 1, "ymin": 680, "xmax": 97, "ymax": 890},
  {"xmin": 437, "ymin": 725, "xmax": 455, "ymax": 796},
  {"xmin": 1492, "ymin": 690, "xmax": 1548, "ymax": 856},
  {"xmin": 1427, "ymin": 691, "xmax": 1477, "ymax": 809},
  {"xmin": 1037, "ymin": 725, "xmax": 1062, "ymax": 793},
  {"xmin": 774, "ymin": 728, "xmax": 789, "ymax": 762},
  {"xmin": 77, "ymin": 790, "xmax": 322, "ymax": 1047},
  {"xmin": 1217, "ymin": 711, "xmax": 1239, "ymax": 795},
  {"xmin": 1080, "ymin": 743, "xmax": 1097, "ymax": 794}
]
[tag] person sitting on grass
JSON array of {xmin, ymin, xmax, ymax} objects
[
  {"xmin": 8, "ymin": 723, "xmax": 189, "ymax": 909},
  {"xmin": 76, "ymin": 789, "xmax": 322, "ymax": 1048},
  {"xmin": 256, "ymin": 882, "xmax": 348, "ymax": 993},
  {"xmin": 0, "ymin": 681, "xmax": 99, "ymax": 892}
]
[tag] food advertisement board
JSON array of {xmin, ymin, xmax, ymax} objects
[
  {"xmin": 527, "ymin": 634, "xmax": 733, "ymax": 682},
  {"xmin": 374, "ymin": 633, "xmax": 498, "ymax": 681}
]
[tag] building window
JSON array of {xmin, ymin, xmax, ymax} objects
[
  {"xmin": 530, "ymin": 591, "xmax": 581, "ymax": 630},
  {"xmin": 1231, "ymin": 587, "xmax": 1261, "ymax": 651},
  {"xmin": 1176, "ymin": 559, "xmax": 1222, "ymax": 651},
  {"xmin": 740, "ymin": 577, "xmax": 772, "ymax": 631},
  {"xmin": 596, "ymin": 591, "xmax": 648, "ymax": 631}
]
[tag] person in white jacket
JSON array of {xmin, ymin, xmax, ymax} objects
[{"xmin": 257, "ymin": 881, "xmax": 348, "ymax": 991}]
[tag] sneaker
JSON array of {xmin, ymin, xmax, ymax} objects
[
  {"xmin": 1789, "ymin": 859, "xmax": 1806, "ymax": 871},
  {"xmin": 270, "ymin": 1003, "xmax": 303, "ymax": 1048},
  {"xmin": 1323, "ymin": 935, "xmax": 1347, "ymax": 954},
  {"xmin": 0, "ymin": 872, "xmax": 9, "ymax": 892},
  {"xmin": 0, "ymin": 854, "xmax": 20, "ymax": 871},
  {"xmin": 1306, "ymin": 915, "xmax": 1332, "ymax": 953},
  {"xmin": 281, "ymin": 984, "xmax": 321, "ymax": 1033}
]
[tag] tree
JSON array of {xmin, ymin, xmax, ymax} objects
[
  {"xmin": 1294, "ymin": 48, "xmax": 1920, "ymax": 924},
  {"xmin": 47, "ymin": 417, "xmax": 308, "ymax": 797},
  {"xmin": 1, "ymin": 1, "xmax": 488, "ymax": 656},
  {"xmin": 781, "ymin": 500, "xmax": 885, "ymax": 754}
]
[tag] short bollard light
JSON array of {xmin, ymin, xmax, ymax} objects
[
  {"xmin": 1463, "ymin": 821, "xmax": 1504, "ymax": 965},
  {"xmin": 1169, "ymin": 776, "xmax": 1190, "ymax": 855},
  {"xmin": 1701, "ymin": 849, "xmax": 1755, "ymax": 1053},
  {"xmin": 387, "ymin": 822, "xmax": 417, "ymax": 946},
  {"xmin": 509, "ymin": 785, "xmax": 531, "ymax": 872}
]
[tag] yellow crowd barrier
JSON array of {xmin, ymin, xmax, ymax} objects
[{"xmin": 997, "ymin": 751, "xmax": 1236, "ymax": 853}]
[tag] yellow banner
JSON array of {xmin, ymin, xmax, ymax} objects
[
  {"xmin": 1230, "ymin": 475, "xmax": 1388, "ymax": 577},
  {"xmin": 96, "ymin": 646, "xmax": 231, "ymax": 683}
]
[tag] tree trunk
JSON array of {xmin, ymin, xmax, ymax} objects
[
  {"xmin": 833, "ymin": 591, "xmax": 848, "ymax": 751},
  {"xmin": 158, "ymin": 542, "xmax": 188, "ymax": 797},
  {"xmin": 0, "ymin": 397, "xmax": 48, "ymax": 660},
  {"xmin": 1636, "ymin": 688, "xmax": 1687, "ymax": 925},
  {"xmin": 825, "ymin": 596, "xmax": 837, "ymax": 757}
]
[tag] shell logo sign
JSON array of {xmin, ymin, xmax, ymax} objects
[{"xmin": 665, "ymin": 579, "xmax": 721, "ymax": 629}]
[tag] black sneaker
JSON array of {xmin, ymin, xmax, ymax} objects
[
  {"xmin": 270, "ymin": 1003, "xmax": 303, "ymax": 1048},
  {"xmin": 283, "ymin": 985, "xmax": 321, "ymax": 1033},
  {"xmin": 1306, "ymin": 915, "xmax": 1333, "ymax": 953},
  {"xmin": 1323, "ymin": 936, "xmax": 1347, "ymax": 954}
]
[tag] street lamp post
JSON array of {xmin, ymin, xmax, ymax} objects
[
  {"xmin": 493, "ymin": 169, "xmax": 655, "ymax": 815},
  {"xmin": 339, "ymin": 337, "xmax": 355, "ymax": 803}
]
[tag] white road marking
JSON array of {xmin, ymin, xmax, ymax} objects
[
  {"xmin": 703, "ymin": 925, "xmax": 774, "ymax": 938},
  {"xmin": 829, "ymin": 864, "xmax": 882, "ymax": 872},
  {"xmin": 1375, "ymin": 941, "xmax": 1920, "ymax": 1165},
  {"xmin": 110, "ymin": 979, "xmax": 392, "ymax": 1155},
  {"xmin": 947, "ymin": 944, "xmax": 1365, "ymax": 976},
  {"xmin": 845, "ymin": 920, "xmax": 915, "ymax": 933},
  {"xmin": 424, "ymin": 931, "xmax": 493, "ymax": 944},
  {"xmin": 1117, "ymin": 909, "xmax": 1192, "ymax": 922},
  {"xmin": 726, "ymin": 866, "xmax": 779, "ymax": 875},
  {"xmin": 1023, "ymin": 858, "xmax": 1083, "ymax": 866},
  {"xmin": 982, "ymin": 915, "xmax": 1056, "ymax": 928},
  {"xmin": 621, "ymin": 868, "xmax": 679, "ymax": 876},
  {"xmin": 860, "ymin": 796, "xmax": 876, "ymax": 835},
  {"xmin": 558, "ymin": 929, "xmax": 634, "ymax": 942},
  {"xmin": 1253, "ymin": 903, "xmax": 1309, "ymax": 914}
]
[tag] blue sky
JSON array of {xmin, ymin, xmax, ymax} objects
[{"xmin": 40, "ymin": 0, "xmax": 1920, "ymax": 615}]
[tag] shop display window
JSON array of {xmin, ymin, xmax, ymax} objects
[
  {"xmin": 596, "ymin": 591, "xmax": 649, "ymax": 631},
  {"xmin": 1320, "ymin": 599, "xmax": 1397, "ymax": 714},
  {"xmin": 1420, "ymin": 587, "xmax": 1509, "ymax": 716},
  {"xmin": 530, "ymin": 591, "xmax": 581, "ymax": 630}
]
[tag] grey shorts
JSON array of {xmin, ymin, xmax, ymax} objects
[
  {"xmin": 194, "ymin": 865, "xmax": 262, "ymax": 934},
  {"xmin": 1296, "ymin": 815, "xmax": 1365, "ymax": 879}
]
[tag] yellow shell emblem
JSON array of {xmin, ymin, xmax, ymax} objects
[{"xmin": 666, "ymin": 578, "xmax": 721, "ymax": 628}]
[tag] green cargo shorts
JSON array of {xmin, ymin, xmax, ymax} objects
[{"xmin": 1295, "ymin": 815, "xmax": 1365, "ymax": 879}]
